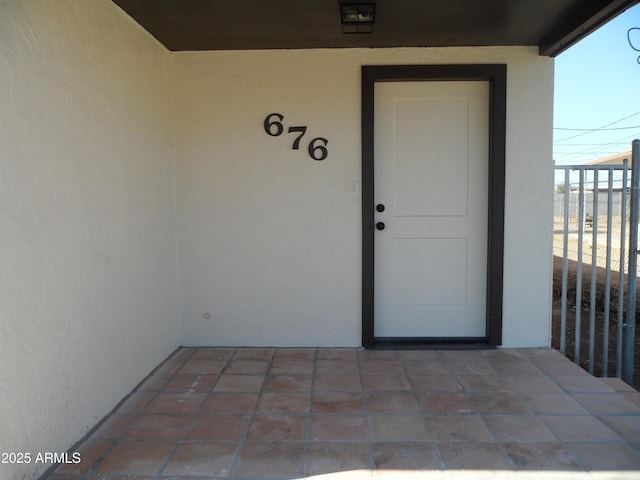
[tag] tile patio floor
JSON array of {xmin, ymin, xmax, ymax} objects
[{"xmin": 45, "ymin": 347, "xmax": 640, "ymax": 480}]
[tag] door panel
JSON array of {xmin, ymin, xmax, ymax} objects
[
  {"xmin": 393, "ymin": 237, "xmax": 467, "ymax": 305},
  {"xmin": 374, "ymin": 81, "xmax": 489, "ymax": 339},
  {"xmin": 392, "ymin": 97, "xmax": 470, "ymax": 217}
]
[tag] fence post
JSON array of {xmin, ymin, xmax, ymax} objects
[{"xmin": 624, "ymin": 139, "xmax": 640, "ymax": 384}]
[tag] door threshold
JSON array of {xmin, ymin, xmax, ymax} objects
[{"xmin": 370, "ymin": 337, "xmax": 495, "ymax": 350}]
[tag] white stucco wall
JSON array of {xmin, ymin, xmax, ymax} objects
[
  {"xmin": 0, "ymin": 5, "xmax": 555, "ymax": 475},
  {"xmin": 0, "ymin": 2, "xmax": 178, "ymax": 479},
  {"xmin": 173, "ymin": 47, "xmax": 554, "ymax": 348}
]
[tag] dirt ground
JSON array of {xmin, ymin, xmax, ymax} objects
[{"xmin": 552, "ymin": 255, "xmax": 640, "ymax": 388}]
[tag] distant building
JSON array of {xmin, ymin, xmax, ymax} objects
[{"xmin": 584, "ymin": 150, "xmax": 633, "ymax": 167}]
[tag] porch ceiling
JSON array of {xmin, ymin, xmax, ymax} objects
[{"xmin": 111, "ymin": 0, "xmax": 638, "ymax": 56}]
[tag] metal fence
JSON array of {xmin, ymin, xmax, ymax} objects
[{"xmin": 554, "ymin": 139, "xmax": 640, "ymax": 384}]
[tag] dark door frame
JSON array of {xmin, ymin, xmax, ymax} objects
[{"xmin": 361, "ymin": 64, "xmax": 507, "ymax": 349}]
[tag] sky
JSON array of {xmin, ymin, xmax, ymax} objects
[{"xmin": 553, "ymin": 3, "xmax": 640, "ymax": 166}]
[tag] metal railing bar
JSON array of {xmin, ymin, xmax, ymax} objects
[
  {"xmin": 589, "ymin": 169, "xmax": 599, "ymax": 375},
  {"xmin": 603, "ymin": 172, "xmax": 614, "ymax": 376},
  {"xmin": 556, "ymin": 164, "xmax": 630, "ymax": 171},
  {"xmin": 561, "ymin": 168, "xmax": 570, "ymax": 354},
  {"xmin": 618, "ymin": 159, "xmax": 629, "ymax": 379},
  {"xmin": 624, "ymin": 139, "xmax": 640, "ymax": 384},
  {"xmin": 555, "ymin": 158, "xmax": 632, "ymax": 381},
  {"xmin": 576, "ymin": 169, "xmax": 585, "ymax": 365}
]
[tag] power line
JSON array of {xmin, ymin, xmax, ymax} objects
[
  {"xmin": 554, "ymin": 142, "xmax": 633, "ymax": 146},
  {"xmin": 554, "ymin": 112, "xmax": 640, "ymax": 142},
  {"xmin": 553, "ymin": 151, "xmax": 627, "ymax": 155},
  {"xmin": 554, "ymin": 125, "xmax": 640, "ymax": 131}
]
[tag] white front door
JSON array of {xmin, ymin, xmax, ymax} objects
[{"xmin": 374, "ymin": 80, "xmax": 489, "ymax": 339}]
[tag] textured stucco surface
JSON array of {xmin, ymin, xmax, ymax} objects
[
  {"xmin": 173, "ymin": 47, "xmax": 554, "ymax": 348},
  {"xmin": 0, "ymin": 3, "xmax": 555, "ymax": 478},
  {"xmin": 0, "ymin": 2, "xmax": 178, "ymax": 479}
]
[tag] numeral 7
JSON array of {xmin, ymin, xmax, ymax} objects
[{"xmin": 287, "ymin": 126, "xmax": 307, "ymax": 150}]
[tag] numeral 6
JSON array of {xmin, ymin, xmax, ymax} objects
[
  {"xmin": 308, "ymin": 137, "xmax": 328, "ymax": 161},
  {"xmin": 264, "ymin": 113, "xmax": 284, "ymax": 137}
]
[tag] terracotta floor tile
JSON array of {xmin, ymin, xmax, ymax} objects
[
  {"xmin": 308, "ymin": 415, "xmax": 368, "ymax": 441},
  {"xmin": 316, "ymin": 359, "xmax": 359, "ymax": 375},
  {"xmin": 600, "ymin": 377, "xmax": 638, "ymax": 392},
  {"xmin": 440, "ymin": 350, "xmax": 486, "ymax": 362},
  {"xmin": 366, "ymin": 391, "xmax": 421, "ymax": 414},
  {"xmin": 316, "ymin": 349, "xmax": 357, "ymax": 361},
  {"xmin": 535, "ymin": 360, "xmax": 590, "ymax": 376},
  {"xmin": 44, "ymin": 475, "xmax": 83, "ymax": 480},
  {"xmin": 186, "ymin": 414, "xmax": 249, "ymax": 441},
  {"xmin": 153, "ymin": 359, "xmax": 185, "ymax": 375},
  {"xmin": 363, "ymin": 374, "xmax": 411, "ymax": 391},
  {"xmin": 199, "ymin": 392, "xmax": 259, "ymax": 414},
  {"xmin": 439, "ymin": 442, "xmax": 512, "ymax": 470},
  {"xmin": 447, "ymin": 360, "xmax": 498, "ymax": 375},
  {"xmin": 169, "ymin": 347, "xmax": 196, "ymax": 361},
  {"xmin": 570, "ymin": 443, "xmax": 640, "ymax": 470},
  {"xmin": 223, "ymin": 359, "xmax": 270, "ymax": 375},
  {"xmin": 191, "ymin": 347, "xmax": 235, "ymax": 361},
  {"xmin": 145, "ymin": 392, "xmax": 205, "ymax": 414},
  {"xmin": 505, "ymin": 374, "xmax": 564, "ymax": 393},
  {"xmin": 418, "ymin": 392, "xmax": 476, "ymax": 414},
  {"xmin": 409, "ymin": 375, "xmax": 463, "ymax": 392},
  {"xmin": 574, "ymin": 393, "xmax": 640, "ymax": 414},
  {"xmin": 372, "ymin": 442, "xmax": 441, "ymax": 472},
  {"xmin": 87, "ymin": 476, "xmax": 154, "ymax": 480},
  {"xmin": 270, "ymin": 359, "xmax": 314, "ymax": 374},
  {"xmin": 314, "ymin": 374, "xmax": 362, "ymax": 392},
  {"xmin": 398, "ymin": 350, "xmax": 441, "ymax": 361},
  {"xmin": 89, "ymin": 414, "xmax": 135, "ymax": 440},
  {"xmin": 518, "ymin": 347, "xmax": 567, "ymax": 362},
  {"xmin": 502, "ymin": 442, "xmax": 584, "ymax": 471},
  {"xmin": 95, "ymin": 441, "xmax": 174, "ymax": 475},
  {"xmin": 358, "ymin": 350, "xmax": 400, "ymax": 361},
  {"xmin": 235, "ymin": 443, "xmax": 303, "ymax": 477},
  {"xmin": 369, "ymin": 415, "xmax": 432, "ymax": 442},
  {"xmin": 161, "ymin": 373, "xmax": 217, "ymax": 393},
  {"xmin": 305, "ymin": 442, "xmax": 371, "ymax": 476},
  {"xmin": 457, "ymin": 375, "xmax": 513, "ymax": 392},
  {"xmin": 232, "ymin": 347, "xmax": 275, "ymax": 361},
  {"xmin": 525, "ymin": 393, "xmax": 590, "ymax": 414},
  {"xmin": 116, "ymin": 392, "xmax": 155, "ymax": 415},
  {"xmin": 599, "ymin": 415, "xmax": 640, "ymax": 442},
  {"xmin": 313, "ymin": 392, "xmax": 364, "ymax": 414},
  {"xmin": 264, "ymin": 374, "xmax": 313, "ymax": 391},
  {"xmin": 125, "ymin": 414, "xmax": 192, "ymax": 441},
  {"xmin": 484, "ymin": 415, "xmax": 557, "ymax": 443},
  {"xmin": 136, "ymin": 374, "xmax": 170, "ymax": 392},
  {"xmin": 256, "ymin": 392, "xmax": 310, "ymax": 414},
  {"xmin": 429, "ymin": 415, "xmax": 495, "ymax": 443},
  {"xmin": 621, "ymin": 391, "xmax": 640, "ymax": 407},
  {"xmin": 178, "ymin": 359, "xmax": 226, "ymax": 375},
  {"xmin": 360, "ymin": 360, "xmax": 404, "ymax": 375},
  {"xmin": 214, "ymin": 374, "xmax": 264, "ymax": 392},
  {"xmin": 162, "ymin": 442, "xmax": 237, "ymax": 477},
  {"xmin": 552, "ymin": 374, "xmax": 615, "ymax": 393},
  {"xmin": 54, "ymin": 439, "xmax": 111, "ymax": 475},
  {"xmin": 403, "ymin": 360, "xmax": 450, "ymax": 375},
  {"xmin": 246, "ymin": 414, "xmax": 306, "ymax": 442},
  {"xmin": 488, "ymin": 360, "xmax": 542, "ymax": 376},
  {"xmin": 273, "ymin": 348, "xmax": 316, "ymax": 361},
  {"xmin": 470, "ymin": 392, "xmax": 532, "ymax": 414},
  {"xmin": 542, "ymin": 415, "xmax": 624, "ymax": 442},
  {"xmin": 42, "ymin": 348, "xmax": 640, "ymax": 480},
  {"xmin": 481, "ymin": 349, "xmax": 526, "ymax": 363}
]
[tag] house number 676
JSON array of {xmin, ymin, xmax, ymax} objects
[{"xmin": 264, "ymin": 113, "xmax": 329, "ymax": 161}]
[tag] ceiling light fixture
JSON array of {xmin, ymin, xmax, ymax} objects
[{"xmin": 340, "ymin": 2, "xmax": 375, "ymax": 34}]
